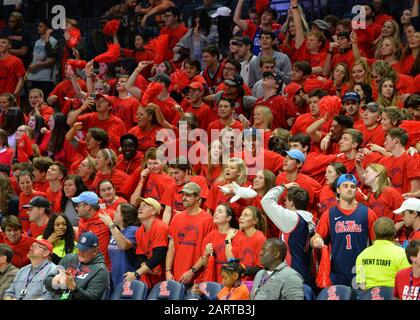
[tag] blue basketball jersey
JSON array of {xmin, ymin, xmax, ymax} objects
[
  {"xmin": 329, "ymin": 204, "xmax": 369, "ymax": 286},
  {"xmin": 284, "ymin": 212, "xmax": 313, "ymax": 286}
]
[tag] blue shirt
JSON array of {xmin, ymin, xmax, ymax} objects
[{"xmin": 108, "ymin": 225, "xmax": 138, "ymax": 287}]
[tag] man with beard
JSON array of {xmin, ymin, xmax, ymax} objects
[
  {"xmin": 165, "ymin": 182, "xmax": 214, "ymax": 285},
  {"xmin": 311, "ymin": 174, "xmax": 377, "ymax": 287},
  {"xmin": 116, "ymin": 134, "xmax": 143, "ymax": 175}
]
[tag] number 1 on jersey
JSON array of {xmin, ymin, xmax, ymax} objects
[{"xmin": 346, "ymin": 234, "xmax": 352, "ymax": 250}]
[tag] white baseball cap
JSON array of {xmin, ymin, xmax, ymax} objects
[
  {"xmin": 393, "ymin": 198, "xmax": 420, "ymax": 214},
  {"xmin": 211, "ymin": 7, "xmax": 232, "ymax": 18}
]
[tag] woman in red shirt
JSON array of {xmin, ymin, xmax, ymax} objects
[
  {"xmin": 98, "ymin": 179, "xmax": 127, "ymax": 211},
  {"xmin": 376, "ymin": 77, "xmax": 399, "ymax": 108},
  {"xmin": 200, "ymin": 140, "xmax": 223, "ymax": 188},
  {"xmin": 76, "ymin": 156, "xmax": 96, "ymax": 190},
  {"xmin": 226, "ymin": 206, "xmax": 267, "ymax": 281},
  {"xmin": 400, "ymin": 31, "xmax": 420, "ymax": 75},
  {"xmin": 191, "ymin": 204, "xmax": 239, "ymax": 284},
  {"xmin": 91, "ymin": 148, "xmax": 130, "ymax": 197},
  {"xmin": 0, "ymin": 128, "xmax": 14, "ymax": 166},
  {"xmin": 27, "ymin": 115, "xmax": 50, "ymax": 155},
  {"xmin": 252, "ymin": 105, "xmax": 272, "ymax": 149},
  {"xmin": 206, "ymin": 157, "xmax": 250, "ymax": 220},
  {"xmin": 330, "ymin": 62, "xmax": 350, "ymax": 97}
]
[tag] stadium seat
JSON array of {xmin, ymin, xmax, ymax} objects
[
  {"xmin": 303, "ymin": 284, "xmax": 315, "ymax": 300},
  {"xmin": 147, "ymin": 280, "xmax": 185, "ymax": 300},
  {"xmin": 109, "ymin": 280, "xmax": 148, "ymax": 300},
  {"xmin": 316, "ymin": 285, "xmax": 353, "ymax": 300},
  {"xmin": 186, "ymin": 282, "xmax": 222, "ymax": 299},
  {"xmin": 358, "ymin": 287, "xmax": 394, "ymax": 300}
]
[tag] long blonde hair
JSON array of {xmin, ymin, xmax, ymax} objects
[
  {"xmin": 367, "ymin": 163, "xmax": 391, "ymax": 198},
  {"xmin": 216, "ymin": 157, "xmax": 247, "ymax": 185}
]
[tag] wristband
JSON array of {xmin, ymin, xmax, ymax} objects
[
  {"xmin": 225, "ymin": 239, "xmax": 231, "ymax": 245},
  {"xmin": 134, "ymin": 271, "xmax": 141, "ymax": 280},
  {"xmin": 165, "ymin": 269, "xmax": 171, "ymax": 272}
]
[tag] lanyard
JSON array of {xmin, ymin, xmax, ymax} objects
[
  {"xmin": 20, "ymin": 262, "xmax": 49, "ymax": 299},
  {"xmin": 253, "ymin": 269, "xmax": 278, "ymax": 296},
  {"xmin": 409, "ymin": 272, "xmax": 419, "ymax": 300}
]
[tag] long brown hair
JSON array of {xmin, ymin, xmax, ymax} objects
[
  {"xmin": 0, "ymin": 176, "xmax": 15, "ymax": 215},
  {"xmin": 245, "ymin": 206, "xmax": 268, "ymax": 236}
]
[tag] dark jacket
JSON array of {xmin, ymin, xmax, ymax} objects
[{"xmin": 44, "ymin": 252, "xmax": 109, "ymax": 300}]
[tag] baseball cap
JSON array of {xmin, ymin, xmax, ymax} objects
[
  {"xmin": 22, "ymin": 196, "xmax": 50, "ymax": 209},
  {"xmin": 393, "ymin": 198, "xmax": 420, "ymax": 214},
  {"xmin": 34, "ymin": 239, "xmax": 53, "ymax": 252},
  {"xmin": 95, "ymin": 93, "xmax": 114, "ymax": 104},
  {"xmin": 342, "ymin": 91, "xmax": 361, "ymax": 103},
  {"xmin": 362, "ymin": 102, "xmax": 381, "ymax": 113},
  {"xmin": 76, "ymin": 232, "xmax": 99, "ymax": 251},
  {"xmin": 224, "ymin": 74, "xmax": 244, "ymax": 87},
  {"xmin": 311, "ymin": 19, "xmax": 330, "ymax": 30},
  {"xmin": 236, "ymin": 36, "xmax": 253, "ymax": 47},
  {"xmin": 148, "ymin": 73, "xmax": 171, "ymax": 87},
  {"xmin": 263, "ymin": 71, "xmax": 282, "ymax": 84},
  {"xmin": 336, "ymin": 174, "xmax": 357, "ymax": 187},
  {"xmin": 136, "ymin": 197, "xmax": 162, "ymax": 212},
  {"xmin": 285, "ymin": 149, "xmax": 306, "ymax": 163},
  {"xmin": 71, "ymin": 191, "xmax": 99, "ymax": 205},
  {"xmin": 285, "ymin": 83, "xmax": 303, "ymax": 97},
  {"xmin": 188, "ymin": 81, "xmax": 204, "ymax": 91},
  {"xmin": 337, "ymin": 31, "xmax": 351, "ymax": 39},
  {"xmin": 211, "ymin": 6, "xmax": 232, "ymax": 18},
  {"xmin": 179, "ymin": 182, "xmax": 201, "ymax": 195}
]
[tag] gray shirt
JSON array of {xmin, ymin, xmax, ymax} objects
[
  {"xmin": 251, "ymin": 262, "xmax": 304, "ymax": 300},
  {"xmin": 27, "ymin": 37, "xmax": 57, "ymax": 82},
  {"xmin": 4, "ymin": 260, "xmax": 58, "ymax": 300},
  {"xmin": 0, "ymin": 264, "xmax": 19, "ymax": 299},
  {"xmin": 64, "ymin": 199, "xmax": 79, "ymax": 227},
  {"xmin": 248, "ymin": 51, "xmax": 292, "ymax": 87}
]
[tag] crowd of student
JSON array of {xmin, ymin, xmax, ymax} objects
[{"xmin": 0, "ymin": 0, "xmax": 420, "ymax": 300}]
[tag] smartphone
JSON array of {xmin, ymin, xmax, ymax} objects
[
  {"xmin": 99, "ymin": 203, "xmax": 106, "ymax": 210},
  {"xmin": 89, "ymin": 92, "xmax": 96, "ymax": 99}
]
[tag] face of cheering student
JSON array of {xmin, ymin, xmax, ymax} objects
[
  {"xmin": 5, "ymin": 226, "xmax": 21, "ymax": 244},
  {"xmin": 381, "ymin": 80, "xmax": 394, "ymax": 100},
  {"xmin": 19, "ymin": 174, "xmax": 33, "ymax": 195},
  {"xmin": 325, "ymin": 165, "xmax": 340, "ymax": 186},
  {"xmin": 253, "ymin": 171, "xmax": 265, "ymax": 192},
  {"xmin": 213, "ymin": 205, "xmax": 231, "ymax": 226},
  {"xmin": 238, "ymin": 208, "xmax": 257, "ymax": 231},
  {"xmin": 147, "ymin": 158, "xmax": 163, "ymax": 174},
  {"xmin": 99, "ymin": 181, "xmax": 116, "ymax": 204},
  {"xmin": 362, "ymin": 166, "xmax": 378, "ymax": 188},
  {"xmin": 54, "ymin": 215, "xmax": 68, "ymax": 239},
  {"xmin": 336, "ymin": 181, "xmax": 357, "ymax": 202},
  {"xmin": 224, "ymin": 162, "xmax": 240, "ymax": 182},
  {"xmin": 63, "ymin": 178, "xmax": 77, "ymax": 198},
  {"xmin": 351, "ymin": 64, "xmax": 366, "ymax": 84},
  {"xmin": 95, "ymin": 152, "xmax": 110, "ymax": 171}
]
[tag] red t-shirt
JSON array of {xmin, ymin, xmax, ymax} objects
[
  {"xmin": 394, "ymin": 267, "xmax": 420, "ymax": 300},
  {"xmin": 116, "ymin": 151, "xmax": 143, "ymax": 175},
  {"xmin": 78, "ymin": 113, "xmax": 127, "ymax": 152},
  {"xmin": 254, "ymin": 95, "xmax": 296, "ymax": 130},
  {"xmin": 317, "ymin": 205, "xmax": 377, "ymax": 241},
  {"xmin": 363, "ymin": 152, "xmax": 420, "ymax": 194},
  {"xmin": 290, "ymin": 113, "xmax": 332, "ymax": 136},
  {"xmin": 128, "ymin": 125, "xmax": 160, "ymax": 153},
  {"xmin": 45, "ymin": 187, "xmax": 62, "ymax": 213},
  {"xmin": 295, "ymin": 40, "xmax": 327, "ymax": 68},
  {"xmin": 199, "ymin": 164, "xmax": 223, "ymax": 188},
  {"xmin": 150, "ymin": 96, "xmax": 180, "ymax": 126},
  {"xmin": 78, "ymin": 210, "xmax": 112, "ymax": 269},
  {"xmin": 0, "ymin": 148, "xmax": 14, "ymax": 166},
  {"xmin": 0, "ymin": 54, "xmax": 25, "ymax": 94},
  {"xmin": 207, "ymin": 119, "xmax": 243, "ymax": 142},
  {"xmin": 169, "ymin": 209, "xmax": 215, "ymax": 281},
  {"xmin": 91, "ymin": 169, "xmax": 130, "ymax": 198},
  {"xmin": 135, "ymin": 218, "xmax": 169, "ymax": 288},
  {"xmin": 199, "ymin": 229, "xmax": 240, "ymax": 283},
  {"xmin": 365, "ymin": 187, "xmax": 403, "ymax": 221},
  {"xmin": 355, "ymin": 23, "xmax": 382, "ymax": 59},
  {"xmin": 143, "ymin": 172, "xmax": 175, "ymax": 203},
  {"xmin": 0, "ymin": 232, "xmax": 35, "ymax": 268},
  {"xmin": 360, "ymin": 124, "xmax": 385, "ymax": 148},
  {"xmin": 99, "ymin": 196, "xmax": 127, "ymax": 211},
  {"xmin": 33, "ymin": 180, "xmax": 49, "ymax": 193},
  {"xmin": 232, "ymin": 230, "xmax": 266, "ymax": 281},
  {"xmin": 29, "ymin": 222, "xmax": 47, "ymax": 238},
  {"xmin": 49, "ymin": 79, "xmax": 87, "ymax": 110},
  {"xmin": 161, "ymin": 175, "xmax": 209, "ymax": 213},
  {"xmin": 331, "ymin": 49, "xmax": 358, "ymax": 72},
  {"xmin": 181, "ymin": 101, "xmax": 217, "ymax": 131},
  {"xmin": 400, "ymin": 55, "xmax": 415, "ymax": 75},
  {"xmin": 160, "ymin": 24, "xmax": 189, "ymax": 61},
  {"xmin": 300, "ymin": 152, "xmax": 338, "ymax": 186},
  {"xmin": 112, "ymin": 96, "xmax": 140, "ymax": 130},
  {"xmin": 241, "ymin": 149, "xmax": 284, "ymax": 177},
  {"xmin": 18, "ymin": 191, "xmax": 47, "ymax": 232}
]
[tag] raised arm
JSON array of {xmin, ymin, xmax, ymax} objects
[
  {"xmin": 350, "ymin": 31, "xmax": 361, "ymax": 62},
  {"xmin": 233, "ymin": 0, "xmax": 248, "ymax": 32},
  {"xmin": 306, "ymin": 113, "xmax": 329, "ymax": 142},
  {"xmin": 291, "ymin": 0, "xmax": 305, "ymax": 49},
  {"xmin": 126, "ymin": 61, "xmax": 153, "ymax": 99}
]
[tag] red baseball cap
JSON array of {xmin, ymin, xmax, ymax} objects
[
  {"xmin": 95, "ymin": 93, "xmax": 114, "ymax": 104},
  {"xmin": 188, "ymin": 82, "xmax": 204, "ymax": 91},
  {"xmin": 285, "ymin": 83, "xmax": 303, "ymax": 97},
  {"xmin": 34, "ymin": 239, "xmax": 53, "ymax": 252}
]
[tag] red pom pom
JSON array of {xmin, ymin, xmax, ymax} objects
[
  {"xmin": 400, "ymin": 120, "xmax": 420, "ymax": 147},
  {"xmin": 67, "ymin": 27, "xmax": 81, "ymax": 48},
  {"xmin": 169, "ymin": 69, "xmax": 190, "ymax": 92},
  {"xmin": 93, "ymin": 43, "xmax": 120, "ymax": 63},
  {"xmin": 141, "ymin": 82, "xmax": 164, "ymax": 106},
  {"xmin": 319, "ymin": 95, "xmax": 343, "ymax": 116},
  {"xmin": 66, "ymin": 59, "xmax": 87, "ymax": 69},
  {"xmin": 144, "ymin": 34, "xmax": 169, "ymax": 65},
  {"xmin": 256, "ymin": 0, "xmax": 271, "ymax": 14},
  {"xmin": 103, "ymin": 19, "xmax": 120, "ymax": 36}
]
